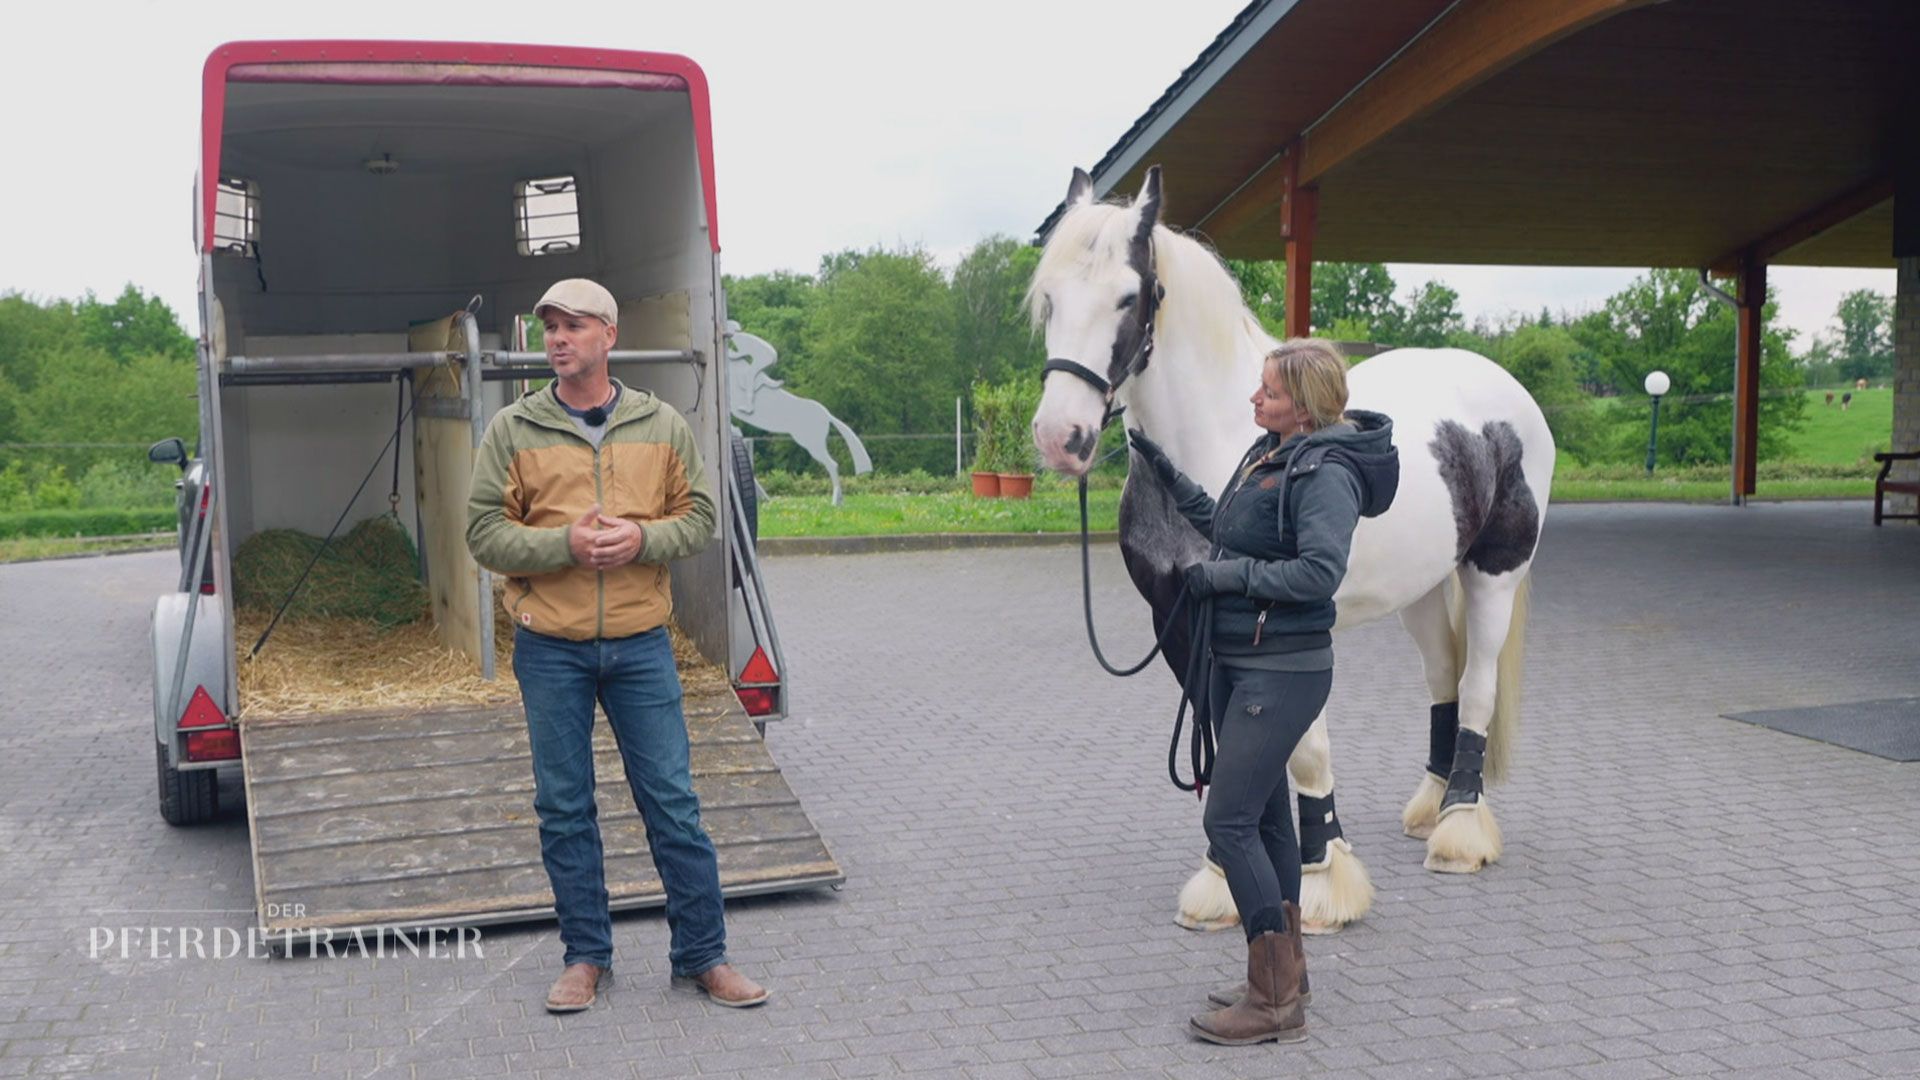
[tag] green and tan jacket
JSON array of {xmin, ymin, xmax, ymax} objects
[{"xmin": 466, "ymin": 379, "xmax": 715, "ymax": 641}]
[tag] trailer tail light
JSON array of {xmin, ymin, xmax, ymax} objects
[
  {"xmin": 184, "ymin": 729, "xmax": 241, "ymax": 762},
  {"xmin": 735, "ymin": 647, "xmax": 779, "ymax": 718},
  {"xmin": 177, "ymin": 686, "xmax": 238, "ymax": 761}
]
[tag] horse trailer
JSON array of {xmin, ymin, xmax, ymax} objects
[{"xmin": 149, "ymin": 40, "xmax": 840, "ymax": 940}]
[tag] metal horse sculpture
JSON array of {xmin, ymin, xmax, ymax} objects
[
  {"xmin": 1029, "ymin": 166, "xmax": 1555, "ymax": 933},
  {"xmin": 727, "ymin": 324, "xmax": 873, "ymax": 505}
]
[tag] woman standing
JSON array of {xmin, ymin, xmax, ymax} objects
[{"xmin": 1130, "ymin": 339, "xmax": 1398, "ymax": 1046}]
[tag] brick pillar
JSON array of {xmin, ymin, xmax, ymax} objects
[{"xmin": 1894, "ymin": 257, "xmax": 1920, "ymax": 519}]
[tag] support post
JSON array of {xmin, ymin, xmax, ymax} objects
[
  {"xmin": 1733, "ymin": 256, "xmax": 1764, "ymax": 501},
  {"xmin": 1281, "ymin": 143, "xmax": 1317, "ymax": 340}
]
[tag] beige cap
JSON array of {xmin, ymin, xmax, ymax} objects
[{"xmin": 534, "ymin": 278, "xmax": 618, "ymax": 326}]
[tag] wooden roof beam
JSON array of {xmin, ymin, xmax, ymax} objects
[
  {"xmin": 1197, "ymin": 0, "xmax": 1649, "ymax": 242},
  {"xmin": 1300, "ymin": 0, "xmax": 1652, "ymax": 183},
  {"xmin": 1708, "ymin": 175, "xmax": 1896, "ymax": 275}
]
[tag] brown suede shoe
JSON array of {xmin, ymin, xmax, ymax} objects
[
  {"xmin": 1208, "ymin": 902, "xmax": 1311, "ymax": 1007},
  {"xmin": 545, "ymin": 962, "xmax": 608, "ymax": 1013},
  {"xmin": 670, "ymin": 963, "xmax": 769, "ymax": 1008},
  {"xmin": 1190, "ymin": 903, "xmax": 1308, "ymax": 1046}
]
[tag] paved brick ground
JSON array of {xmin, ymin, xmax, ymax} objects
[{"xmin": 2, "ymin": 502, "xmax": 1918, "ymax": 1079}]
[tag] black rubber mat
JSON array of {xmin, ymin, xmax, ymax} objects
[{"xmin": 1725, "ymin": 697, "xmax": 1920, "ymax": 762}]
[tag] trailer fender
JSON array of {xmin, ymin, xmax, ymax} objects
[{"xmin": 151, "ymin": 592, "xmax": 230, "ymax": 763}]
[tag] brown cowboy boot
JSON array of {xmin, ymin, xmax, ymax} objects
[
  {"xmin": 544, "ymin": 962, "xmax": 609, "ymax": 1013},
  {"xmin": 1190, "ymin": 906, "xmax": 1308, "ymax": 1045},
  {"xmin": 1207, "ymin": 900, "xmax": 1311, "ymax": 1007},
  {"xmin": 670, "ymin": 963, "xmax": 770, "ymax": 1008}
]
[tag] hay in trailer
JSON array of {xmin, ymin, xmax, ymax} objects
[
  {"xmin": 236, "ymin": 608, "xmax": 518, "ymax": 717},
  {"xmin": 232, "ymin": 515, "xmax": 428, "ymax": 628},
  {"xmin": 237, "ymin": 555, "xmax": 730, "ymax": 718}
]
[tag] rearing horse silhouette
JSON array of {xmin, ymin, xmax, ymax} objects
[{"xmin": 727, "ymin": 325, "xmax": 872, "ymax": 505}]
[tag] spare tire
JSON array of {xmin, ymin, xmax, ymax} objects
[{"xmin": 731, "ymin": 432, "xmax": 758, "ymax": 544}]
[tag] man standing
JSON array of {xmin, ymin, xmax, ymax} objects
[{"xmin": 467, "ymin": 278, "xmax": 767, "ymax": 1012}]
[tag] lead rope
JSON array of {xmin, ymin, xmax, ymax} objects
[{"xmin": 1071, "ymin": 462, "xmax": 1217, "ymax": 798}]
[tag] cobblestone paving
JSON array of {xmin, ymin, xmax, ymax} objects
[{"xmin": 1, "ymin": 502, "xmax": 1917, "ymax": 1079}]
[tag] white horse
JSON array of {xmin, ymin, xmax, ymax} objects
[{"xmin": 1029, "ymin": 166, "xmax": 1553, "ymax": 933}]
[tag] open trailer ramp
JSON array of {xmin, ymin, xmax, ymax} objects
[{"xmin": 240, "ymin": 682, "xmax": 840, "ymax": 935}]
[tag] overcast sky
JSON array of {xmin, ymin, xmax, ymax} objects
[{"xmin": 4, "ymin": 0, "xmax": 1893, "ymax": 345}]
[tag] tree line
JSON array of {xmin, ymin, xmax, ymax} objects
[
  {"xmin": 0, "ymin": 247, "xmax": 1900, "ymax": 512},
  {"xmin": 0, "ymin": 287, "xmax": 198, "ymax": 512},
  {"xmin": 729, "ymin": 238, "xmax": 1897, "ymax": 473}
]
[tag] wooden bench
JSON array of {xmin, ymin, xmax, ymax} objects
[{"xmin": 1873, "ymin": 451, "xmax": 1920, "ymax": 525}]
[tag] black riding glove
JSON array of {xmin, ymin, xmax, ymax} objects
[
  {"xmin": 1184, "ymin": 558, "xmax": 1251, "ymax": 599},
  {"xmin": 1127, "ymin": 428, "xmax": 1182, "ymax": 486}
]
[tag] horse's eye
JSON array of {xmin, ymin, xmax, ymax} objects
[
  {"xmin": 1041, "ymin": 295, "xmax": 1054, "ymax": 321},
  {"xmin": 1117, "ymin": 293, "xmax": 1138, "ymax": 311}
]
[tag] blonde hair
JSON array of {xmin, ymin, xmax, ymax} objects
[{"xmin": 1264, "ymin": 339, "xmax": 1349, "ymax": 430}]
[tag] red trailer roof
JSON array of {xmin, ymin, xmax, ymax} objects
[{"xmin": 200, "ymin": 41, "xmax": 721, "ymax": 253}]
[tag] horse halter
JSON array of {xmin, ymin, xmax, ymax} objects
[{"xmin": 1041, "ymin": 277, "xmax": 1164, "ymax": 433}]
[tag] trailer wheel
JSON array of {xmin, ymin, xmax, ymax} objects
[
  {"xmin": 731, "ymin": 433, "xmax": 759, "ymax": 544},
  {"xmin": 156, "ymin": 738, "xmax": 218, "ymax": 826}
]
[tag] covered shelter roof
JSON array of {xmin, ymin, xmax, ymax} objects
[{"xmin": 1038, "ymin": 0, "xmax": 1916, "ymax": 270}]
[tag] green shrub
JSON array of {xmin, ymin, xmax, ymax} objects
[
  {"xmin": 971, "ymin": 376, "xmax": 1042, "ymax": 474},
  {"xmin": 0, "ymin": 507, "xmax": 176, "ymax": 539},
  {"xmin": 79, "ymin": 459, "xmax": 177, "ymax": 508}
]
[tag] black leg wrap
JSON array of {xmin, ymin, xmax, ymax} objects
[
  {"xmin": 1297, "ymin": 792, "xmax": 1343, "ymax": 868},
  {"xmin": 1442, "ymin": 728, "xmax": 1486, "ymax": 810},
  {"xmin": 1243, "ymin": 905, "xmax": 1287, "ymax": 942},
  {"xmin": 1427, "ymin": 701, "xmax": 1460, "ymax": 780}
]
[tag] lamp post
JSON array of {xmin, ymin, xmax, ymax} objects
[{"xmin": 1643, "ymin": 370, "xmax": 1670, "ymax": 475}]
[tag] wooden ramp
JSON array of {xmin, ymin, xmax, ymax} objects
[{"xmin": 238, "ymin": 685, "xmax": 841, "ymax": 934}]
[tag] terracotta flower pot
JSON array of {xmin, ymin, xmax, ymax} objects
[
  {"xmin": 970, "ymin": 471, "xmax": 1002, "ymax": 498},
  {"xmin": 997, "ymin": 472, "xmax": 1034, "ymax": 499}
]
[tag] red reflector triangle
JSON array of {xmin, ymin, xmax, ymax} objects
[
  {"xmin": 740, "ymin": 647, "xmax": 778, "ymax": 684},
  {"xmin": 179, "ymin": 685, "xmax": 228, "ymax": 729}
]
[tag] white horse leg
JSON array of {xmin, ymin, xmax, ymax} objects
[
  {"xmin": 1425, "ymin": 567, "xmax": 1524, "ymax": 874},
  {"xmin": 1291, "ymin": 712, "xmax": 1374, "ymax": 934},
  {"xmin": 1174, "ymin": 854, "xmax": 1238, "ymax": 933},
  {"xmin": 1399, "ymin": 580, "xmax": 1461, "ymax": 840}
]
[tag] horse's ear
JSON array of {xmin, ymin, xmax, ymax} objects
[
  {"xmin": 1067, "ymin": 167, "xmax": 1094, "ymax": 208},
  {"xmin": 1134, "ymin": 165, "xmax": 1163, "ymax": 225}
]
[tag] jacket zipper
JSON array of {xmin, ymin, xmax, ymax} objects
[{"xmin": 593, "ymin": 439, "xmax": 605, "ymax": 639}]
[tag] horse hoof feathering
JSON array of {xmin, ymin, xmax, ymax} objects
[
  {"xmin": 1175, "ymin": 843, "xmax": 1373, "ymax": 935},
  {"xmin": 1401, "ymin": 772, "xmax": 1446, "ymax": 840},
  {"xmin": 1031, "ymin": 165, "xmax": 1550, "ymax": 925},
  {"xmin": 1299, "ymin": 837, "xmax": 1373, "ymax": 934},
  {"xmin": 1174, "ymin": 858, "xmax": 1239, "ymax": 932},
  {"xmin": 1423, "ymin": 800, "xmax": 1503, "ymax": 874}
]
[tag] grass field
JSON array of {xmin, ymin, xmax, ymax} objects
[
  {"xmin": 762, "ymin": 486, "xmax": 1122, "ymax": 538},
  {"xmin": 1788, "ymin": 387, "xmax": 1892, "ymax": 463},
  {"xmin": 0, "ymin": 533, "xmax": 175, "ymax": 563}
]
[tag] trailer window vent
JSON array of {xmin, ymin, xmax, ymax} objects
[
  {"xmin": 213, "ymin": 177, "xmax": 260, "ymax": 255},
  {"xmin": 515, "ymin": 175, "xmax": 581, "ymax": 256}
]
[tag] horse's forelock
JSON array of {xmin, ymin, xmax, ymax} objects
[
  {"xmin": 1027, "ymin": 202, "xmax": 1145, "ymax": 330},
  {"xmin": 1029, "ymin": 199, "xmax": 1268, "ymax": 375}
]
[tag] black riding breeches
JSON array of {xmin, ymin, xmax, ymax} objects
[{"xmin": 1201, "ymin": 664, "xmax": 1333, "ymax": 940}]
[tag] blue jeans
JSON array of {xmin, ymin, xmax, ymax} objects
[{"xmin": 512, "ymin": 626, "xmax": 727, "ymax": 976}]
